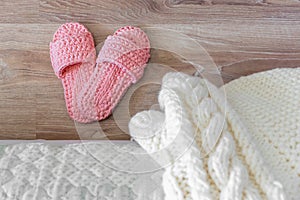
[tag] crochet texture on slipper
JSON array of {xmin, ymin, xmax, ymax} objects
[
  {"xmin": 130, "ymin": 68, "xmax": 300, "ymax": 200},
  {"xmin": 50, "ymin": 23, "xmax": 150, "ymax": 123},
  {"xmin": 77, "ymin": 26, "xmax": 150, "ymax": 122},
  {"xmin": 49, "ymin": 22, "xmax": 96, "ymax": 122}
]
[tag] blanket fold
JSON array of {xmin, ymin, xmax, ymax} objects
[{"xmin": 130, "ymin": 68, "xmax": 300, "ymax": 200}]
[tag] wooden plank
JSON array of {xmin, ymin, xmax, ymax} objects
[
  {"xmin": 38, "ymin": 0, "xmax": 300, "ymax": 24},
  {"xmin": 0, "ymin": 0, "xmax": 40, "ymax": 23},
  {"xmin": 0, "ymin": 0, "xmax": 300, "ymax": 139},
  {"xmin": 0, "ymin": 57, "xmax": 37, "ymax": 139}
]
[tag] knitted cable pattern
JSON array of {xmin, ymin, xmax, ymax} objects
[
  {"xmin": 129, "ymin": 72, "xmax": 287, "ymax": 200},
  {"xmin": 159, "ymin": 88, "xmax": 212, "ymax": 200},
  {"xmin": 163, "ymin": 73, "xmax": 265, "ymax": 200}
]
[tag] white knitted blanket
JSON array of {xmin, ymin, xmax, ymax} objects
[
  {"xmin": 129, "ymin": 68, "xmax": 300, "ymax": 200},
  {"xmin": 0, "ymin": 142, "xmax": 164, "ymax": 200}
]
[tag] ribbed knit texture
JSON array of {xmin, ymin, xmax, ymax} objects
[
  {"xmin": 224, "ymin": 68, "xmax": 300, "ymax": 200},
  {"xmin": 129, "ymin": 68, "xmax": 299, "ymax": 200}
]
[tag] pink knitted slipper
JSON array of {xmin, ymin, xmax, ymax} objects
[
  {"xmin": 50, "ymin": 22, "xmax": 96, "ymax": 122},
  {"xmin": 78, "ymin": 26, "xmax": 150, "ymax": 122}
]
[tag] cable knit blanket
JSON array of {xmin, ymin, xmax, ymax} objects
[{"xmin": 129, "ymin": 68, "xmax": 300, "ymax": 200}]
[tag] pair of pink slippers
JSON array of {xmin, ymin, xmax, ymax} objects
[{"xmin": 50, "ymin": 23, "xmax": 150, "ymax": 123}]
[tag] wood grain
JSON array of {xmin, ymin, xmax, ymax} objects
[{"xmin": 0, "ymin": 0, "xmax": 299, "ymax": 140}]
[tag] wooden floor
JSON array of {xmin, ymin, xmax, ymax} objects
[{"xmin": 0, "ymin": 0, "xmax": 300, "ymax": 140}]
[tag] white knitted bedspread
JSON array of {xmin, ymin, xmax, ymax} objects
[{"xmin": 0, "ymin": 142, "xmax": 164, "ymax": 200}]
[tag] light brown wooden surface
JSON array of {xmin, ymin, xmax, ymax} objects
[{"xmin": 0, "ymin": 0, "xmax": 300, "ymax": 140}]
